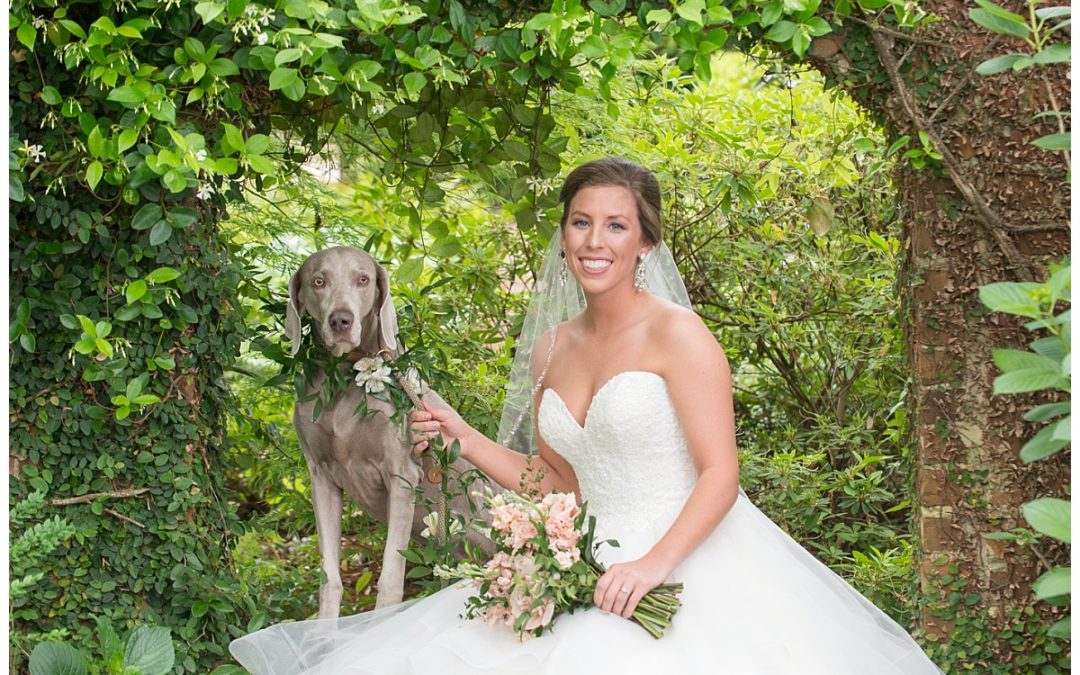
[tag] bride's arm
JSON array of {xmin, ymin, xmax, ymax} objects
[
  {"xmin": 595, "ymin": 308, "xmax": 740, "ymax": 617},
  {"xmin": 408, "ymin": 328, "xmax": 580, "ymax": 497}
]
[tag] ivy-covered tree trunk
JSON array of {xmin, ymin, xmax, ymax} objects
[
  {"xmin": 10, "ymin": 72, "xmax": 247, "ymax": 673},
  {"xmin": 812, "ymin": 3, "xmax": 1070, "ymax": 669}
]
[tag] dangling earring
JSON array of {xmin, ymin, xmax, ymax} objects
[
  {"xmin": 634, "ymin": 252, "xmax": 649, "ymax": 292},
  {"xmin": 559, "ymin": 249, "xmax": 569, "ymax": 287}
]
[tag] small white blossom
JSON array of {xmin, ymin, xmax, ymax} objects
[
  {"xmin": 244, "ymin": 3, "xmax": 259, "ymax": 16},
  {"xmin": 525, "ymin": 176, "xmax": 557, "ymax": 194},
  {"xmin": 22, "ymin": 142, "xmax": 46, "ymax": 163},
  {"xmin": 420, "ymin": 511, "xmax": 463, "ymax": 539},
  {"xmin": 259, "ymin": 8, "xmax": 274, "ymax": 25},
  {"xmin": 370, "ymin": 102, "xmax": 386, "ymax": 116},
  {"xmin": 31, "ymin": 16, "xmax": 47, "ymax": 30},
  {"xmin": 196, "ymin": 184, "xmax": 213, "ymax": 200},
  {"xmin": 195, "ymin": 149, "xmax": 208, "ymax": 161},
  {"xmin": 256, "ymin": 32, "xmax": 269, "ymax": 45},
  {"xmin": 353, "ymin": 357, "xmax": 393, "ymax": 393}
]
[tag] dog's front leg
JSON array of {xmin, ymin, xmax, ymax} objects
[
  {"xmin": 376, "ymin": 469, "xmax": 416, "ymax": 608},
  {"xmin": 308, "ymin": 462, "xmax": 345, "ymax": 620}
]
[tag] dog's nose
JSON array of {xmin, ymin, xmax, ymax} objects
[{"xmin": 329, "ymin": 310, "xmax": 354, "ymax": 334}]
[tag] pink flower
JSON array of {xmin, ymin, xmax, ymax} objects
[{"xmin": 523, "ymin": 596, "xmax": 556, "ymax": 632}]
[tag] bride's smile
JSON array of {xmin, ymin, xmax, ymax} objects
[{"xmin": 562, "ymin": 184, "xmax": 652, "ymax": 296}]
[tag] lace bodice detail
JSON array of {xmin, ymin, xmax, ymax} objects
[{"xmin": 537, "ymin": 371, "xmax": 698, "ymax": 540}]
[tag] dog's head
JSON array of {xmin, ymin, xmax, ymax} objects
[{"xmin": 285, "ymin": 246, "xmax": 398, "ymax": 358}]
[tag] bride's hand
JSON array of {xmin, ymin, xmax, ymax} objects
[
  {"xmin": 593, "ymin": 555, "xmax": 674, "ymax": 619},
  {"xmin": 408, "ymin": 402, "xmax": 477, "ymax": 459}
]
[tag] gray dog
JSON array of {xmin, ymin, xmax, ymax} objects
[{"xmin": 285, "ymin": 246, "xmax": 483, "ymax": 618}]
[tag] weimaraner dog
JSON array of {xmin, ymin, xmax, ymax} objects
[{"xmin": 285, "ymin": 246, "xmax": 483, "ymax": 618}]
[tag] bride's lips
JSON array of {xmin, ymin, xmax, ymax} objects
[{"xmin": 578, "ymin": 257, "xmax": 613, "ymax": 275}]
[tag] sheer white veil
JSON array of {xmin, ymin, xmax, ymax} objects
[{"xmin": 495, "ymin": 233, "xmax": 692, "ymax": 457}]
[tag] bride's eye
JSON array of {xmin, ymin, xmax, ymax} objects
[
  {"xmin": 572, "ymin": 219, "xmax": 590, "ymax": 228},
  {"xmin": 608, "ymin": 222, "xmax": 626, "ymax": 230}
]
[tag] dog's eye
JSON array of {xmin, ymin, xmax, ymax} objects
[
  {"xmin": 358, "ymin": 274, "xmax": 370, "ymax": 286},
  {"xmin": 313, "ymin": 277, "xmax": 325, "ymax": 288}
]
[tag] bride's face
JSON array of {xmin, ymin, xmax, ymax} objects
[{"xmin": 561, "ymin": 185, "xmax": 652, "ymax": 296}]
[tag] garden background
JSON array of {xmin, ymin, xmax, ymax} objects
[{"xmin": 9, "ymin": 0, "xmax": 1070, "ymax": 672}]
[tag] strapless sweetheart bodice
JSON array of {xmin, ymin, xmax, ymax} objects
[{"xmin": 537, "ymin": 371, "xmax": 698, "ymax": 540}]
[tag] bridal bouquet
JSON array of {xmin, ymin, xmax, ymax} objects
[{"xmin": 435, "ymin": 490, "xmax": 683, "ymax": 641}]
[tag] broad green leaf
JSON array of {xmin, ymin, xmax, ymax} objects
[
  {"xmin": 1032, "ymin": 567, "xmax": 1070, "ymax": 601},
  {"xmin": 275, "ymin": 48, "xmax": 302, "ymax": 67},
  {"xmin": 10, "ymin": 174, "xmax": 25, "ymax": 202},
  {"xmin": 167, "ymin": 207, "xmax": 199, "ymax": 228},
  {"xmin": 58, "ymin": 19, "xmax": 87, "ymax": 39},
  {"xmin": 404, "ymin": 72, "xmax": 428, "ymax": 97},
  {"xmin": 123, "ymin": 626, "xmax": 175, "ymax": 675},
  {"xmin": 1019, "ymin": 422, "xmax": 1070, "ymax": 462},
  {"xmin": 993, "ymin": 368, "xmax": 1067, "ymax": 394},
  {"xmin": 163, "ymin": 170, "xmax": 187, "ymax": 193},
  {"xmin": 1031, "ymin": 132, "xmax": 1070, "ymax": 150},
  {"xmin": 195, "ymin": 1, "xmax": 226, "ymax": 24},
  {"xmin": 245, "ymin": 134, "xmax": 270, "ymax": 155},
  {"xmin": 146, "ymin": 267, "xmax": 181, "ymax": 284},
  {"xmin": 209, "ymin": 58, "xmax": 240, "ymax": 77},
  {"xmin": 246, "ymin": 154, "xmax": 276, "ymax": 174},
  {"xmin": 107, "ymin": 86, "xmax": 146, "ymax": 104},
  {"xmin": 149, "ymin": 220, "xmax": 174, "ymax": 246},
  {"xmin": 1024, "ymin": 401, "xmax": 1070, "ymax": 422},
  {"xmin": 992, "ymin": 348, "xmax": 1059, "ymax": 373},
  {"xmin": 675, "ymin": 0, "xmax": 706, "ymax": 24},
  {"xmin": 29, "ymin": 642, "xmax": 88, "ymax": 675},
  {"xmin": 1030, "ymin": 335, "xmax": 1068, "ymax": 361},
  {"xmin": 1051, "ymin": 414, "xmax": 1070, "ymax": 440},
  {"xmin": 976, "ymin": 54, "xmax": 1026, "ymax": 75},
  {"xmin": 132, "ymin": 204, "xmax": 163, "ymax": 231},
  {"xmin": 806, "ymin": 197, "xmax": 834, "ymax": 235},
  {"xmin": 395, "ymin": 257, "xmax": 425, "ymax": 284},
  {"xmin": 525, "ymin": 13, "xmax": 558, "ymax": 30},
  {"xmin": 972, "ymin": 0, "xmax": 1027, "ymax": 23},
  {"xmin": 17, "ymin": 23, "xmax": 37, "ymax": 50},
  {"xmin": 41, "ymin": 86, "xmax": 62, "ymax": 105},
  {"xmin": 268, "ymin": 67, "xmax": 299, "ymax": 91},
  {"xmin": 86, "ymin": 161, "xmax": 104, "ymax": 190},
  {"xmin": 979, "ymin": 281, "xmax": 1044, "ymax": 317},
  {"xmin": 118, "ymin": 128, "xmax": 139, "ymax": 152},
  {"xmin": 126, "ymin": 280, "xmax": 148, "ymax": 304},
  {"xmin": 1048, "ymin": 616, "xmax": 1071, "ymax": 638},
  {"xmin": 969, "ymin": 7, "xmax": 1030, "ymax": 37},
  {"xmin": 765, "ymin": 20, "xmax": 797, "ymax": 42},
  {"xmin": 1023, "ymin": 498, "xmax": 1070, "ymax": 542},
  {"xmin": 1033, "ymin": 43, "xmax": 1071, "ymax": 65},
  {"xmin": 87, "ymin": 126, "xmax": 105, "ymax": 158}
]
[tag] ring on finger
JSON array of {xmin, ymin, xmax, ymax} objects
[{"xmin": 619, "ymin": 587, "xmax": 630, "ymax": 594}]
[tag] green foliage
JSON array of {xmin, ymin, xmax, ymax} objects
[
  {"xmin": 29, "ymin": 620, "xmax": 175, "ymax": 675},
  {"xmin": 969, "ymin": 0, "xmax": 1071, "ymax": 154},
  {"xmin": 979, "ymin": 260, "xmax": 1071, "ymax": 640}
]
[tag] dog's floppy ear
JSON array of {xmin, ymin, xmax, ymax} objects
[
  {"xmin": 375, "ymin": 262, "xmax": 398, "ymax": 354},
  {"xmin": 285, "ymin": 270, "xmax": 304, "ymax": 357}
]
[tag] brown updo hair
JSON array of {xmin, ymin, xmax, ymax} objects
[{"xmin": 558, "ymin": 157, "xmax": 663, "ymax": 246}]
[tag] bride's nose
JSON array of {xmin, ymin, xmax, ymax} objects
[{"xmin": 585, "ymin": 224, "xmax": 604, "ymax": 248}]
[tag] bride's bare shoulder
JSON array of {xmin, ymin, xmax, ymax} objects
[{"xmin": 647, "ymin": 297, "xmax": 726, "ymax": 360}]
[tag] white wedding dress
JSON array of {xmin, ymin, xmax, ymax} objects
[{"xmin": 231, "ymin": 371, "xmax": 943, "ymax": 674}]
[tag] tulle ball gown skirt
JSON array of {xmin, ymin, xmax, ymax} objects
[{"xmin": 230, "ymin": 492, "xmax": 943, "ymax": 674}]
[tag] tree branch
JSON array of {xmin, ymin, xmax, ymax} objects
[
  {"xmin": 868, "ymin": 27, "xmax": 1033, "ymax": 280},
  {"xmin": 49, "ymin": 488, "xmax": 149, "ymax": 506}
]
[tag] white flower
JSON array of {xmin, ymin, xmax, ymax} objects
[
  {"xmin": 244, "ymin": 3, "xmax": 259, "ymax": 17},
  {"xmin": 259, "ymin": 8, "xmax": 274, "ymax": 25},
  {"xmin": 25, "ymin": 143, "xmax": 46, "ymax": 163},
  {"xmin": 353, "ymin": 357, "xmax": 393, "ymax": 393},
  {"xmin": 256, "ymin": 32, "xmax": 269, "ymax": 45},
  {"xmin": 420, "ymin": 511, "xmax": 463, "ymax": 539},
  {"xmin": 370, "ymin": 102, "xmax": 386, "ymax": 116},
  {"xmin": 196, "ymin": 184, "xmax": 213, "ymax": 200},
  {"xmin": 195, "ymin": 149, "xmax": 208, "ymax": 161}
]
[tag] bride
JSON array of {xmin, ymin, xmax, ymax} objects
[{"xmin": 231, "ymin": 158, "xmax": 943, "ymax": 674}]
